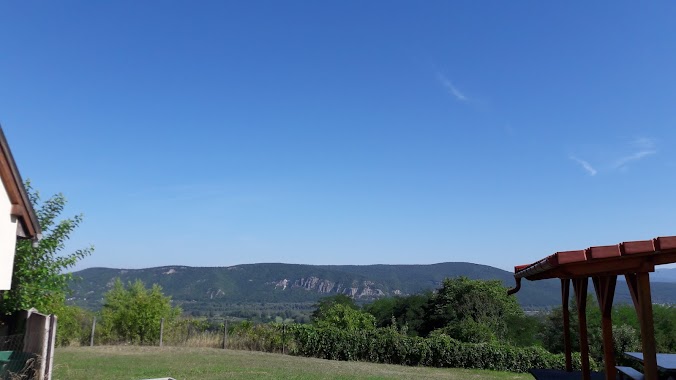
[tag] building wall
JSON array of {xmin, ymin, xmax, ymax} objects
[{"xmin": 0, "ymin": 182, "xmax": 18, "ymax": 290}]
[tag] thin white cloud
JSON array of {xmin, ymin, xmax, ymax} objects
[
  {"xmin": 437, "ymin": 73, "xmax": 467, "ymax": 102},
  {"xmin": 633, "ymin": 137, "xmax": 655, "ymax": 150},
  {"xmin": 570, "ymin": 156, "xmax": 597, "ymax": 176},
  {"xmin": 614, "ymin": 150, "xmax": 656, "ymax": 168},
  {"xmin": 614, "ymin": 137, "xmax": 657, "ymax": 169}
]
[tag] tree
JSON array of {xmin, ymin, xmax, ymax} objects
[
  {"xmin": 100, "ymin": 279, "xmax": 181, "ymax": 344},
  {"xmin": 421, "ymin": 277, "xmax": 523, "ymax": 340},
  {"xmin": 365, "ymin": 293, "xmax": 431, "ymax": 336},
  {"xmin": 50, "ymin": 303, "xmax": 94, "ymax": 346},
  {"xmin": 365, "ymin": 297, "xmax": 397, "ymax": 327},
  {"xmin": 0, "ymin": 182, "xmax": 93, "ymax": 316},
  {"xmin": 310, "ymin": 294, "xmax": 358, "ymax": 323},
  {"xmin": 313, "ymin": 303, "xmax": 376, "ymax": 331},
  {"xmin": 505, "ymin": 313, "xmax": 542, "ymax": 347}
]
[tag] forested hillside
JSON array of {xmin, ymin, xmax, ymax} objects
[{"xmin": 69, "ymin": 262, "xmax": 676, "ymax": 320}]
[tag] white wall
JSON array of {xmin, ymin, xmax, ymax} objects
[{"xmin": 0, "ymin": 184, "xmax": 18, "ymax": 290}]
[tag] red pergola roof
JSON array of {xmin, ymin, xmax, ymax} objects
[
  {"xmin": 510, "ymin": 235, "xmax": 676, "ymax": 380},
  {"xmin": 514, "ymin": 236, "xmax": 676, "ymax": 281}
]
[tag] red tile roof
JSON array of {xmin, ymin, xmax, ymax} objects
[{"xmin": 514, "ymin": 236, "xmax": 676, "ymax": 280}]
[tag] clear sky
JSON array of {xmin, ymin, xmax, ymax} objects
[{"xmin": 2, "ymin": 1, "xmax": 676, "ymax": 272}]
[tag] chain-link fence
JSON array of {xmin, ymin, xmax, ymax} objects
[{"xmin": 0, "ymin": 334, "xmax": 38, "ymax": 380}]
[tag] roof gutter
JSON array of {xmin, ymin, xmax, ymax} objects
[{"xmin": 507, "ymin": 276, "xmax": 521, "ymax": 295}]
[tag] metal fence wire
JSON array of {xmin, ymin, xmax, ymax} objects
[{"xmin": 0, "ymin": 334, "xmax": 38, "ymax": 380}]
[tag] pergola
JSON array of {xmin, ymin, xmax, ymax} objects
[{"xmin": 508, "ymin": 236, "xmax": 676, "ymax": 380}]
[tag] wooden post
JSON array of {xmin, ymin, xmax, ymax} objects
[
  {"xmin": 625, "ymin": 273, "xmax": 641, "ymax": 324},
  {"xmin": 282, "ymin": 324, "xmax": 286, "ymax": 355},
  {"xmin": 627, "ymin": 272, "xmax": 658, "ymax": 380},
  {"xmin": 592, "ymin": 275, "xmax": 617, "ymax": 380},
  {"xmin": 90, "ymin": 317, "xmax": 96, "ymax": 347},
  {"xmin": 572, "ymin": 278, "xmax": 590, "ymax": 380},
  {"xmin": 159, "ymin": 318, "xmax": 164, "ymax": 347},
  {"xmin": 46, "ymin": 315, "xmax": 57, "ymax": 380},
  {"xmin": 223, "ymin": 320, "xmax": 228, "ymax": 349},
  {"xmin": 561, "ymin": 279, "xmax": 572, "ymax": 372}
]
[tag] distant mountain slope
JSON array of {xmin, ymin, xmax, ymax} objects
[{"xmin": 68, "ymin": 262, "xmax": 676, "ymax": 314}]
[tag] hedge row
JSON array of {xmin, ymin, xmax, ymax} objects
[{"xmin": 289, "ymin": 325, "xmax": 599, "ymax": 373}]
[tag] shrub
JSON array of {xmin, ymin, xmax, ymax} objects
[
  {"xmin": 52, "ymin": 304, "xmax": 94, "ymax": 346},
  {"xmin": 290, "ymin": 324, "xmax": 599, "ymax": 373}
]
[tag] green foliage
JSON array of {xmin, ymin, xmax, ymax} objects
[
  {"xmin": 365, "ymin": 293, "xmax": 430, "ymax": 336},
  {"xmin": 290, "ymin": 324, "xmax": 599, "ymax": 372},
  {"xmin": 609, "ymin": 303, "xmax": 676, "ymax": 353},
  {"xmin": 364, "ymin": 297, "xmax": 397, "ymax": 326},
  {"xmin": 228, "ymin": 321, "xmax": 290, "ymax": 352},
  {"xmin": 421, "ymin": 277, "xmax": 523, "ymax": 341},
  {"xmin": 310, "ymin": 294, "xmax": 358, "ymax": 322},
  {"xmin": 314, "ymin": 303, "xmax": 376, "ymax": 331},
  {"xmin": 100, "ymin": 279, "xmax": 181, "ymax": 344},
  {"xmin": 540, "ymin": 306, "xmax": 569, "ymax": 354},
  {"xmin": 613, "ymin": 324, "xmax": 640, "ymax": 365},
  {"xmin": 540, "ymin": 297, "xmax": 676, "ymax": 365},
  {"xmin": 365, "ymin": 278, "xmax": 537, "ymax": 344},
  {"xmin": 440, "ymin": 318, "xmax": 497, "ymax": 344},
  {"xmin": 51, "ymin": 303, "xmax": 94, "ymax": 347},
  {"xmin": 653, "ymin": 304, "xmax": 676, "ymax": 352},
  {"xmin": 505, "ymin": 314, "xmax": 542, "ymax": 347},
  {"xmin": 0, "ymin": 183, "xmax": 93, "ymax": 315}
]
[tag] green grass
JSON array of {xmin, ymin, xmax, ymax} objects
[{"xmin": 53, "ymin": 346, "xmax": 532, "ymax": 380}]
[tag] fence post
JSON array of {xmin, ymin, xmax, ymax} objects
[
  {"xmin": 90, "ymin": 317, "xmax": 96, "ymax": 347},
  {"xmin": 223, "ymin": 320, "xmax": 228, "ymax": 349},
  {"xmin": 45, "ymin": 315, "xmax": 57, "ymax": 380},
  {"xmin": 282, "ymin": 324, "xmax": 286, "ymax": 355},
  {"xmin": 159, "ymin": 318, "xmax": 164, "ymax": 347}
]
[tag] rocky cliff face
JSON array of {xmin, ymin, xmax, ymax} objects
[{"xmin": 273, "ymin": 277, "xmax": 395, "ymax": 299}]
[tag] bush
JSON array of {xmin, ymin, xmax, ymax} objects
[
  {"xmin": 290, "ymin": 324, "xmax": 599, "ymax": 373},
  {"xmin": 313, "ymin": 304, "xmax": 376, "ymax": 331},
  {"xmin": 162, "ymin": 317, "xmax": 220, "ymax": 347},
  {"xmin": 52, "ymin": 304, "xmax": 94, "ymax": 346},
  {"xmin": 99, "ymin": 279, "xmax": 181, "ymax": 344},
  {"xmin": 227, "ymin": 321, "xmax": 290, "ymax": 353}
]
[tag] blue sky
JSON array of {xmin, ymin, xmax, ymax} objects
[{"xmin": 2, "ymin": 1, "xmax": 676, "ymax": 272}]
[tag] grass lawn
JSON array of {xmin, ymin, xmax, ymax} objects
[{"xmin": 53, "ymin": 346, "xmax": 532, "ymax": 380}]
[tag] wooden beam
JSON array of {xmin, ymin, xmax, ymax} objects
[
  {"xmin": 572, "ymin": 278, "xmax": 590, "ymax": 380},
  {"xmin": 10, "ymin": 204, "xmax": 24, "ymax": 217},
  {"xmin": 653, "ymin": 250, "xmax": 676, "ymax": 266},
  {"xmin": 636, "ymin": 272, "xmax": 658, "ymax": 380},
  {"xmin": 625, "ymin": 274, "xmax": 640, "ymax": 324},
  {"xmin": 561, "ymin": 278, "xmax": 572, "ymax": 372},
  {"xmin": 0, "ymin": 130, "xmax": 39, "ymax": 239},
  {"xmin": 0, "ymin": 149, "xmax": 21, "ymax": 205},
  {"xmin": 592, "ymin": 275, "xmax": 617, "ymax": 380},
  {"xmin": 10, "ymin": 204, "xmax": 31, "ymax": 238},
  {"xmin": 527, "ymin": 256, "xmax": 655, "ymax": 280}
]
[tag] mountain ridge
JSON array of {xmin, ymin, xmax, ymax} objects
[{"xmin": 68, "ymin": 262, "xmax": 676, "ymax": 318}]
